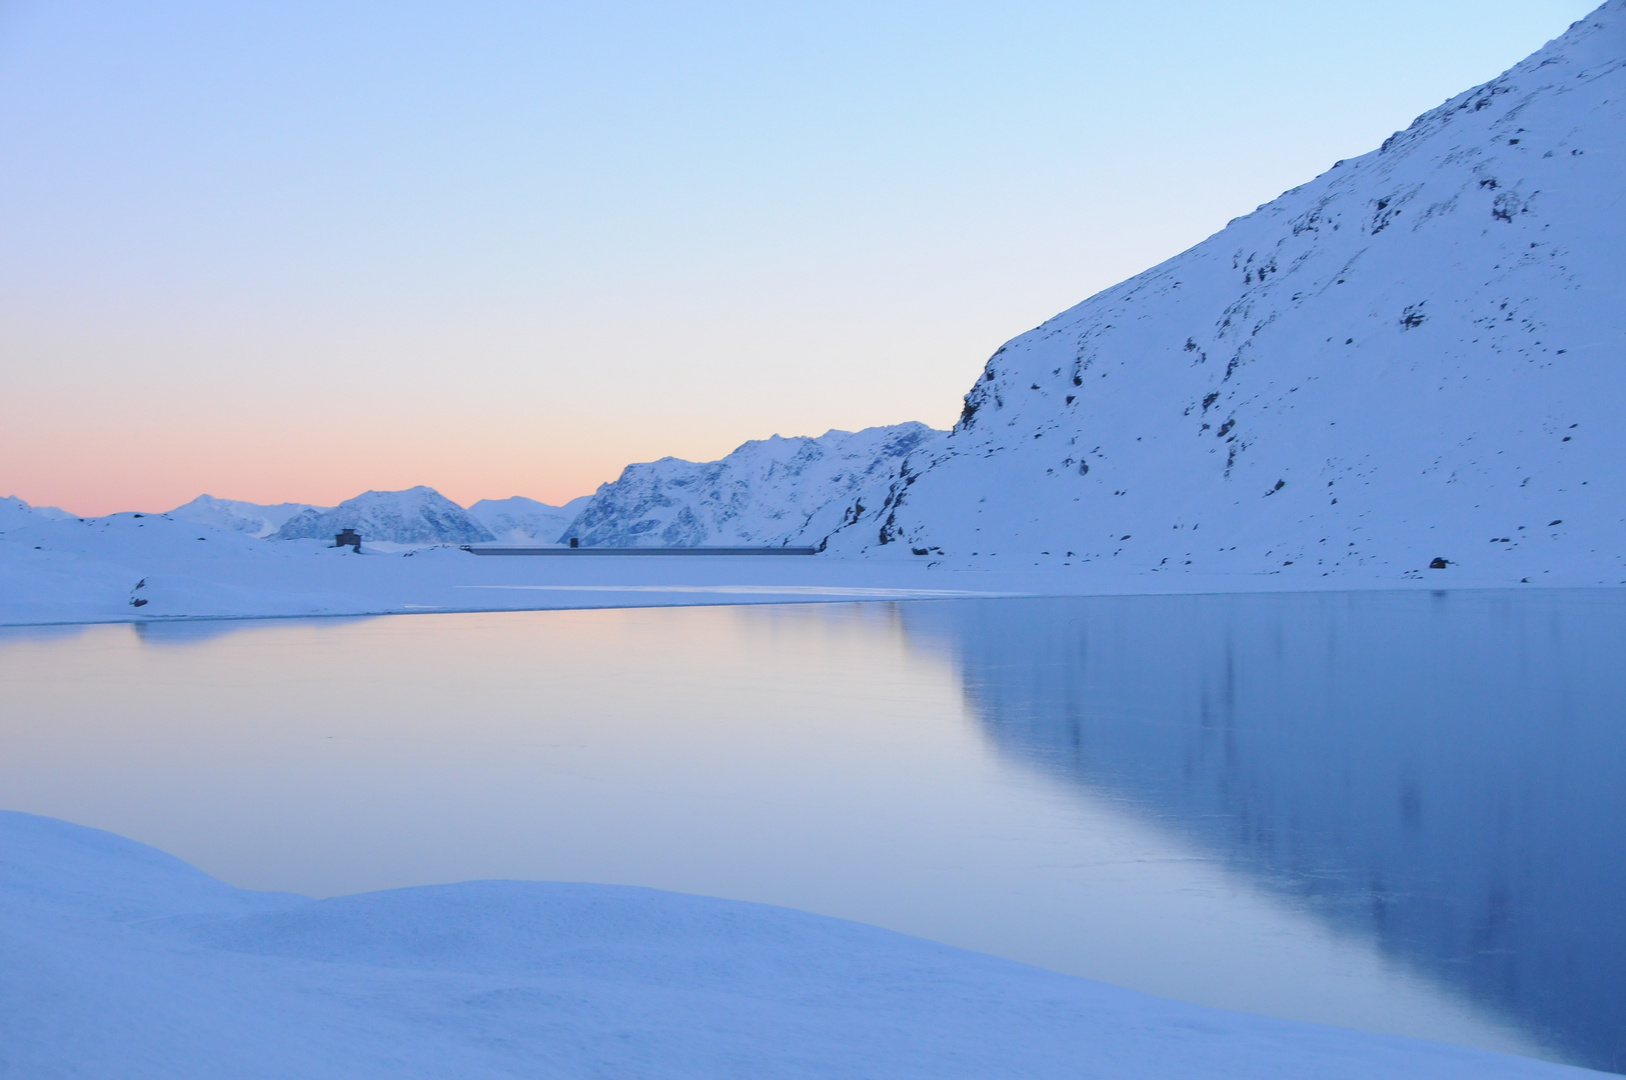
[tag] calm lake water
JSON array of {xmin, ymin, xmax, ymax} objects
[{"xmin": 2, "ymin": 590, "xmax": 1623, "ymax": 1072}]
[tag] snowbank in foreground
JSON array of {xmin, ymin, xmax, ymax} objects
[{"xmin": 0, "ymin": 812, "xmax": 1594, "ymax": 1079}]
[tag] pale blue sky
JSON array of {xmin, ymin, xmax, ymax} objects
[{"xmin": 0, "ymin": 1, "xmax": 1599, "ymax": 511}]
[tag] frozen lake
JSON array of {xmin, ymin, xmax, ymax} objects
[{"xmin": 2, "ymin": 590, "xmax": 1622, "ymax": 1073}]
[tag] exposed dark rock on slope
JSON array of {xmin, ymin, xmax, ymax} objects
[
  {"xmin": 564, "ymin": 424, "xmax": 943, "ymax": 547},
  {"xmin": 825, "ymin": 3, "xmax": 1626, "ymax": 585},
  {"xmin": 275, "ymin": 486, "xmax": 494, "ymax": 545}
]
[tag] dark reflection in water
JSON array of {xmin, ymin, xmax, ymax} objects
[{"xmin": 904, "ymin": 589, "xmax": 1626, "ymax": 1074}]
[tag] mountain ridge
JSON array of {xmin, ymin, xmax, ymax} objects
[{"xmin": 563, "ymin": 423, "xmax": 943, "ymax": 548}]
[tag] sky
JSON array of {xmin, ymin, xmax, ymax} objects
[{"xmin": 0, "ymin": 0, "xmax": 1601, "ymax": 515}]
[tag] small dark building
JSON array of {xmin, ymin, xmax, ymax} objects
[{"xmin": 335, "ymin": 528, "xmax": 361, "ymax": 552}]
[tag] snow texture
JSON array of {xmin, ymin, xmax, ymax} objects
[
  {"xmin": 0, "ymin": 494, "xmax": 1026, "ymax": 625},
  {"xmin": 822, "ymin": 3, "xmax": 1626, "ymax": 587},
  {"xmin": 167, "ymin": 495, "xmax": 317, "ymax": 539},
  {"xmin": 564, "ymin": 423, "xmax": 943, "ymax": 547},
  {"xmin": 0, "ymin": 811, "xmax": 1598, "ymax": 1080},
  {"xmin": 274, "ymin": 486, "xmax": 495, "ymax": 545},
  {"xmin": 466, "ymin": 495, "xmax": 589, "ymax": 546}
]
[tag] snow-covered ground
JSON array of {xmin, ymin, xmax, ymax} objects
[
  {"xmin": 822, "ymin": 4, "xmax": 1626, "ymax": 588},
  {"xmin": 3, "ymin": 11, "xmax": 1623, "ymax": 1074},
  {"xmin": 0, "ymin": 811, "xmax": 1598, "ymax": 1079},
  {"xmin": 11, "ymin": 491, "xmax": 1623, "ymax": 627}
]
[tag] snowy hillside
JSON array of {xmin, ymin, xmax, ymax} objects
[
  {"xmin": 824, "ymin": 3, "xmax": 1626, "ymax": 585},
  {"xmin": 275, "ymin": 487, "xmax": 494, "ymax": 545},
  {"xmin": 564, "ymin": 424, "xmax": 943, "ymax": 548},
  {"xmin": 168, "ymin": 495, "xmax": 316, "ymax": 539},
  {"xmin": 467, "ymin": 495, "xmax": 589, "ymax": 546},
  {"xmin": 1, "ymin": 498, "xmax": 269, "ymax": 562}
]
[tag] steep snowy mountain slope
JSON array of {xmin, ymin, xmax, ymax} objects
[
  {"xmin": 275, "ymin": 487, "xmax": 495, "ymax": 545},
  {"xmin": 564, "ymin": 424, "xmax": 943, "ymax": 547},
  {"xmin": 168, "ymin": 495, "xmax": 317, "ymax": 539},
  {"xmin": 825, "ymin": 3, "xmax": 1626, "ymax": 585},
  {"xmin": 467, "ymin": 495, "xmax": 589, "ymax": 546}
]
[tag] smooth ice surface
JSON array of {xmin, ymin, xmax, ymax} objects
[{"xmin": 2, "ymin": 590, "xmax": 1622, "ymax": 1071}]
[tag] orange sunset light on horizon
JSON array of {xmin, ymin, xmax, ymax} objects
[{"xmin": 2, "ymin": 1, "xmax": 1593, "ymax": 517}]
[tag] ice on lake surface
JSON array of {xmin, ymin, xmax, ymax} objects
[{"xmin": 1, "ymin": 590, "xmax": 1622, "ymax": 1073}]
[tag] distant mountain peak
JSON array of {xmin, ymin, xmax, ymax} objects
[
  {"xmin": 168, "ymin": 495, "xmax": 316, "ymax": 539},
  {"xmin": 273, "ymin": 487, "xmax": 494, "ymax": 545},
  {"xmin": 466, "ymin": 495, "xmax": 589, "ymax": 546},
  {"xmin": 563, "ymin": 423, "xmax": 943, "ymax": 548}
]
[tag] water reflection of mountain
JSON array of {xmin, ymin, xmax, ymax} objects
[{"xmin": 903, "ymin": 591, "xmax": 1626, "ymax": 1074}]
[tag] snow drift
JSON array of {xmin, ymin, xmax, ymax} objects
[
  {"xmin": 564, "ymin": 423, "xmax": 943, "ymax": 547},
  {"xmin": 0, "ymin": 811, "xmax": 1594, "ymax": 1079},
  {"xmin": 824, "ymin": 3, "xmax": 1626, "ymax": 586}
]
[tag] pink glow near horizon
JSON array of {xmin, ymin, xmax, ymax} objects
[{"xmin": 1, "ymin": 2, "xmax": 1594, "ymax": 517}]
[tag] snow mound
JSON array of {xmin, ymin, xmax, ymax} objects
[
  {"xmin": 824, "ymin": 3, "xmax": 1626, "ymax": 585},
  {"xmin": 466, "ymin": 495, "xmax": 589, "ymax": 546},
  {"xmin": 274, "ymin": 487, "xmax": 495, "ymax": 545},
  {"xmin": 168, "ymin": 495, "xmax": 317, "ymax": 539},
  {"xmin": 0, "ymin": 811, "xmax": 1592, "ymax": 1079},
  {"xmin": 564, "ymin": 423, "xmax": 943, "ymax": 548}
]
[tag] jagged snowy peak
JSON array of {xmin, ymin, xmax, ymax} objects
[
  {"xmin": 168, "ymin": 495, "xmax": 317, "ymax": 539},
  {"xmin": 565, "ymin": 423, "xmax": 944, "ymax": 547},
  {"xmin": 274, "ymin": 486, "xmax": 495, "ymax": 545},
  {"xmin": 825, "ymin": 3, "xmax": 1626, "ymax": 584},
  {"xmin": 467, "ymin": 495, "xmax": 589, "ymax": 546}
]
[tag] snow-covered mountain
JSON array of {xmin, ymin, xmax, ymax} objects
[
  {"xmin": 168, "ymin": 495, "xmax": 316, "ymax": 539},
  {"xmin": 467, "ymin": 495, "xmax": 590, "ymax": 546},
  {"xmin": 2, "ymin": 496, "xmax": 74, "ymax": 521},
  {"xmin": 563, "ymin": 424, "xmax": 944, "ymax": 548},
  {"xmin": 823, "ymin": 3, "xmax": 1626, "ymax": 585},
  {"xmin": 274, "ymin": 487, "xmax": 495, "ymax": 545}
]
